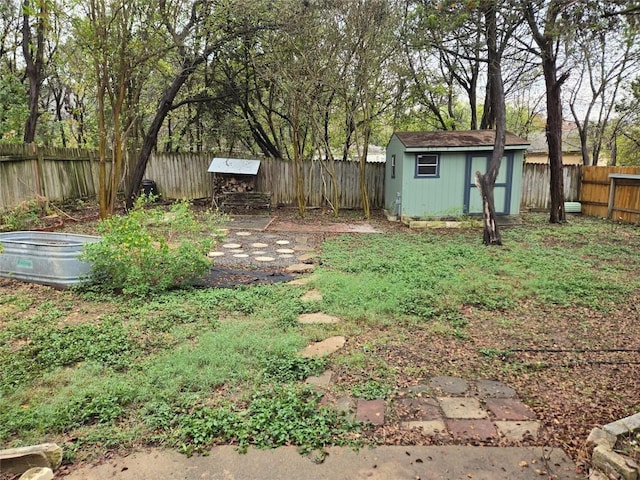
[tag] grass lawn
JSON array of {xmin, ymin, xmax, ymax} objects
[{"xmin": 1, "ymin": 210, "xmax": 639, "ymax": 472}]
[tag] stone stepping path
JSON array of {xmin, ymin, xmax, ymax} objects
[
  {"xmin": 300, "ymin": 289, "xmax": 323, "ymax": 302},
  {"xmin": 300, "ymin": 374, "xmax": 541, "ymax": 443},
  {"xmin": 286, "ymin": 263, "xmax": 315, "ymax": 273},
  {"xmin": 297, "ymin": 312, "xmax": 339, "ymax": 324},
  {"xmin": 386, "ymin": 377, "xmax": 539, "ymax": 441},
  {"xmin": 208, "ymin": 233, "xmax": 319, "ymax": 268},
  {"xmin": 299, "ymin": 336, "xmax": 345, "ymax": 358}
]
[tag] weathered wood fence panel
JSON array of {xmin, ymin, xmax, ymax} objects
[
  {"xmin": 146, "ymin": 152, "xmax": 213, "ymax": 200},
  {"xmin": 581, "ymin": 166, "xmax": 640, "ymax": 223},
  {"xmin": 0, "ymin": 144, "xmax": 98, "ymax": 209},
  {"xmin": 147, "ymin": 153, "xmax": 385, "ymax": 209},
  {"xmin": 520, "ymin": 164, "xmax": 581, "ymax": 211}
]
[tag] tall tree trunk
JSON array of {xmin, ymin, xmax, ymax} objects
[
  {"xmin": 542, "ymin": 51, "xmax": 566, "ymax": 223},
  {"xmin": 476, "ymin": 0, "xmax": 505, "ymax": 246},
  {"xmin": 22, "ymin": 0, "xmax": 46, "ymax": 143},
  {"xmin": 525, "ymin": 2, "xmax": 566, "ymax": 224},
  {"xmin": 126, "ymin": 55, "xmax": 207, "ymax": 209}
]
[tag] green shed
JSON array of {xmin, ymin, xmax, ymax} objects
[{"xmin": 384, "ymin": 130, "xmax": 529, "ymax": 221}]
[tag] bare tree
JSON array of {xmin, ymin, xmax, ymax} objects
[
  {"xmin": 567, "ymin": 28, "xmax": 640, "ymax": 166},
  {"xmin": 475, "ymin": 0, "xmax": 518, "ymax": 245}
]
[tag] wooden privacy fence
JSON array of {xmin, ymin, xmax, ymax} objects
[
  {"xmin": 0, "ymin": 146, "xmax": 385, "ymax": 211},
  {"xmin": 581, "ymin": 166, "xmax": 640, "ymax": 223},
  {"xmin": 4, "ymin": 144, "xmax": 639, "ymax": 220},
  {"xmin": 145, "ymin": 152, "xmax": 385, "ymax": 210},
  {"xmin": 520, "ymin": 163, "xmax": 581, "ymax": 210},
  {"xmin": 0, "ymin": 144, "xmax": 97, "ymax": 210}
]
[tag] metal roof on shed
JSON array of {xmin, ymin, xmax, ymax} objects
[
  {"xmin": 393, "ymin": 130, "xmax": 529, "ymax": 149},
  {"xmin": 207, "ymin": 157, "xmax": 261, "ymax": 175}
]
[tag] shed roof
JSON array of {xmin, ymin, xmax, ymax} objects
[
  {"xmin": 393, "ymin": 130, "xmax": 529, "ymax": 149},
  {"xmin": 208, "ymin": 157, "xmax": 261, "ymax": 175}
]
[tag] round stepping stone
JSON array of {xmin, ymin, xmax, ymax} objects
[
  {"xmin": 251, "ymin": 242, "xmax": 268, "ymax": 248},
  {"xmin": 275, "ymin": 240, "xmax": 290, "ymax": 245},
  {"xmin": 278, "ymin": 254, "xmax": 294, "ymax": 259},
  {"xmin": 298, "ymin": 313, "xmax": 339, "ymax": 324},
  {"xmin": 222, "ymin": 243, "xmax": 242, "ymax": 249},
  {"xmin": 276, "ymin": 248, "xmax": 295, "ymax": 254},
  {"xmin": 207, "ymin": 251, "xmax": 225, "ymax": 257},
  {"xmin": 233, "ymin": 254, "xmax": 249, "ymax": 258},
  {"xmin": 254, "ymin": 256, "xmax": 275, "ymax": 262},
  {"xmin": 235, "ymin": 231, "xmax": 251, "ymax": 236},
  {"xmin": 252, "ymin": 251, "xmax": 267, "ymax": 255}
]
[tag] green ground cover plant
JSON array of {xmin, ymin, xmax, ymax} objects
[
  {"xmin": 0, "ymin": 211, "xmax": 638, "ymax": 467},
  {"xmin": 81, "ymin": 199, "xmax": 224, "ymax": 296}
]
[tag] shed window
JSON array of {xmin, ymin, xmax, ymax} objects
[
  {"xmin": 391, "ymin": 154, "xmax": 396, "ymax": 179},
  {"xmin": 416, "ymin": 154, "xmax": 439, "ymax": 177}
]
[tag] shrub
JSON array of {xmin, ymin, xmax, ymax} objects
[{"xmin": 82, "ymin": 199, "xmax": 222, "ymax": 296}]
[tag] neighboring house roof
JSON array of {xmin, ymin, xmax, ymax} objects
[
  {"xmin": 526, "ymin": 131, "xmax": 581, "ymax": 154},
  {"xmin": 393, "ymin": 130, "xmax": 529, "ymax": 149}
]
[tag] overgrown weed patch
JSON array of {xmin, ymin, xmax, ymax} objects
[{"xmin": 0, "ymin": 212, "xmax": 638, "ymax": 465}]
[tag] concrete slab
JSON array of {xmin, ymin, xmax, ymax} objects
[
  {"xmin": 62, "ymin": 445, "xmax": 581, "ymax": 480},
  {"xmin": 356, "ymin": 399, "xmax": 385, "ymax": 425},
  {"xmin": 395, "ymin": 397, "xmax": 442, "ymax": 421},
  {"xmin": 486, "ymin": 398, "xmax": 536, "ymax": 420},
  {"xmin": 300, "ymin": 336, "xmax": 346, "ymax": 358},
  {"xmin": 305, "ymin": 370, "xmax": 333, "ymax": 389},
  {"xmin": 401, "ymin": 420, "xmax": 447, "ymax": 435},
  {"xmin": 405, "ymin": 384, "xmax": 430, "ymax": 395},
  {"xmin": 446, "ymin": 419, "xmax": 498, "ymax": 440},
  {"xmin": 495, "ymin": 421, "xmax": 541, "ymax": 441},
  {"xmin": 438, "ymin": 397, "xmax": 487, "ymax": 419},
  {"xmin": 476, "ymin": 379, "xmax": 517, "ymax": 398},
  {"xmin": 429, "ymin": 376, "xmax": 469, "ymax": 395}
]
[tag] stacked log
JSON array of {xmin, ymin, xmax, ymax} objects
[{"xmin": 213, "ymin": 175, "xmax": 255, "ymax": 195}]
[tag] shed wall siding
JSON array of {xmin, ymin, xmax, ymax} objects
[
  {"xmin": 385, "ymin": 136, "xmax": 405, "ymax": 212},
  {"xmin": 401, "ymin": 151, "xmax": 468, "ymax": 218}
]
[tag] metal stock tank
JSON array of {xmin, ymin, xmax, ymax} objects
[{"xmin": 0, "ymin": 231, "xmax": 100, "ymax": 288}]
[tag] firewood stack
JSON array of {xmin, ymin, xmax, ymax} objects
[{"xmin": 213, "ymin": 175, "xmax": 256, "ymax": 195}]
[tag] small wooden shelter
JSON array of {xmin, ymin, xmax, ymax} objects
[{"xmin": 385, "ymin": 130, "xmax": 529, "ymax": 221}]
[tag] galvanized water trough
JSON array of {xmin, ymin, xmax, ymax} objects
[{"xmin": 0, "ymin": 232, "xmax": 101, "ymax": 288}]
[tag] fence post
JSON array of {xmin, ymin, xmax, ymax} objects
[{"xmin": 28, "ymin": 143, "xmax": 45, "ymax": 198}]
